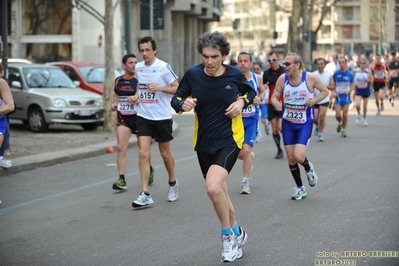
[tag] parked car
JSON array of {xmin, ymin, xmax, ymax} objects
[
  {"xmin": 46, "ymin": 61, "xmax": 122, "ymax": 95},
  {"xmin": 0, "ymin": 58, "xmax": 33, "ymax": 64},
  {"xmin": 7, "ymin": 64, "xmax": 104, "ymax": 132}
]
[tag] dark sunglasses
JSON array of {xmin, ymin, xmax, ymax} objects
[
  {"xmin": 283, "ymin": 61, "xmax": 295, "ymax": 67},
  {"xmin": 268, "ymin": 59, "xmax": 277, "ymax": 62}
]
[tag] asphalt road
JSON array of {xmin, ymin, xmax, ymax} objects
[{"xmin": 1, "ymin": 104, "xmax": 399, "ymax": 266}]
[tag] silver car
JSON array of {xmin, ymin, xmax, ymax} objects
[{"xmin": 8, "ymin": 64, "xmax": 104, "ymax": 132}]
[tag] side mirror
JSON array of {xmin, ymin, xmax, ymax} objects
[
  {"xmin": 11, "ymin": 81, "xmax": 22, "ymax": 89},
  {"xmin": 74, "ymin": 80, "xmax": 81, "ymax": 87}
]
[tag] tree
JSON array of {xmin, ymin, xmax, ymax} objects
[
  {"xmin": 73, "ymin": 0, "xmax": 122, "ymax": 131},
  {"xmin": 287, "ymin": 0, "xmax": 341, "ymax": 68}
]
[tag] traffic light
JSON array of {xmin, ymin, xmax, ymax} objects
[{"xmin": 232, "ymin": 19, "xmax": 240, "ymax": 30}]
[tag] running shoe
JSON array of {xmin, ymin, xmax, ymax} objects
[
  {"xmin": 376, "ymin": 110, "xmax": 381, "ymax": 116},
  {"xmin": 255, "ymin": 135, "xmax": 263, "ymax": 143},
  {"xmin": 355, "ymin": 114, "xmax": 362, "ymax": 124},
  {"xmin": 389, "ymin": 97, "xmax": 392, "ymax": 103},
  {"xmin": 336, "ymin": 124, "xmax": 342, "ymax": 133},
  {"xmin": 236, "ymin": 227, "xmax": 248, "ymax": 259},
  {"xmin": 167, "ymin": 180, "xmax": 178, "ymax": 202},
  {"xmin": 112, "ymin": 178, "xmax": 127, "ymax": 191},
  {"xmin": 240, "ymin": 181, "xmax": 251, "ymax": 194},
  {"xmin": 314, "ymin": 126, "xmax": 319, "ymax": 136},
  {"xmin": 306, "ymin": 162, "xmax": 318, "ymax": 187},
  {"xmin": 0, "ymin": 159, "xmax": 12, "ymax": 168},
  {"xmin": 132, "ymin": 192, "xmax": 154, "ymax": 208},
  {"xmin": 318, "ymin": 133, "xmax": 324, "ymax": 142},
  {"xmin": 291, "ymin": 186, "xmax": 307, "ymax": 200},
  {"xmin": 341, "ymin": 130, "xmax": 347, "ymax": 137},
  {"xmin": 363, "ymin": 120, "xmax": 368, "ymax": 126},
  {"xmin": 221, "ymin": 234, "xmax": 238, "ymax": 262},
  {"xmin": 392, "ymin": 101, "xmax": 395, "ymax": 107},
  {"xmin": 275, "ymin": 150, "xmax": 283, "ymax": 159},
  {"xmin": 381, "ymin": 103, "xmax": 384, "ymax": 111},
  {"xmin": 148, "ymin": 166, "xmax": 155, "ymax": 185},
  {"xmin": 265, "ymin": 123, "xmax": 270, "ymax": 135}
]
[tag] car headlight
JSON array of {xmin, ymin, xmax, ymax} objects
[
  {"xmin": 52, "ymin": 98, "xmax": 68, "ymax": 108},
  {"xmin": 95, "ymin": 98, "xmax": 103, "ymax": 107}
]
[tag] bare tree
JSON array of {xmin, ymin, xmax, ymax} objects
[{"xmin": 73, "ymin": 0, "xmax": 122, "ymax": 131}]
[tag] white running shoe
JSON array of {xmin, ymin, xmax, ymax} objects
[
  {"xmin": 132, "ymin": 192, "xmax": 154, "ymax": 208},
  {"xmin": 167, "ymin": 180, "xmax": 178, "ymax": 202},
  {"xmin": 0, "ymin": 159, "xmax": 12, "ymax": 168},
  {"xmin": 255, "ymin": 135, "xmax": 263, "ymax": 143},
  {"xmin": 363, "ymin": 120, "xmax": 368, "ymax": 126},
  {"xmin": 355, "ymin": 114, "xmax": 362, "ymax": 124},
  {"xmin": 236, "ymin": 227, "xmax": 248, "ymax": 259},
  {"xmin": 221, "ymin": 234, "xmax": 238, "ymax": 262},
  {"xmin": 240, "ymin": 181, "xmax": 251, "ymax": 194},
  {"xmin": 318, "ymin": 133, "xmax": 324, "ymax": 142},
  {"xmin": 306, "ymin": 162, "xmax": 318, "ymax": 187},
  {"xmin": 291, "ymin": 186, "xmax": 307, "ymax": 200}
]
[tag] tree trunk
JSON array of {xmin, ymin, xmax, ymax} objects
[
  {"xmin": 288, "ymin": 0, "xmax": 301, "ymax": 53},
  {"xmin": 302, "ymin": 0, "xmax": 314, "ymax": 70},
  {"xmin": 103, "ymin": 0, "xmax": 116, "ymax": 131}
]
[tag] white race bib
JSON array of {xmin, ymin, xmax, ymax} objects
[
  {"xmin": 139, "ymin": 83, "xmax": 160, "ymax": 104},
  {"xmin": 117, "ymin": 96, "xmax": 136, "ymax": 115},
  {"xmin": 283, "ymin": 104, "xmax": 307, "ymax": 124}
]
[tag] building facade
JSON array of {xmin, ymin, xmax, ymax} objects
[
  {"xmin": 1, "ymin": 0, "xmax": 221, "ymax": 79},
  {"xmin": 211, "ymin": 0, "xmax": 398, "ymax": 63}
]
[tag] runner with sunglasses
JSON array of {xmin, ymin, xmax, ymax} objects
[
  {"xmin": 262, "ymin": 51, "xmax": 285, "ymax": 159},
  {"xmin": 271, "ymin": 52, "xmax": 328, "ymax": 200}
]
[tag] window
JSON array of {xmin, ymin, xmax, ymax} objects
[
  {"xmin": 22, "ymin": 0, "xmax": 72, "ymax": 35},
  {"xmin": 342, "ymin": 26, "xmax": 353, "ymax": 39},
  {"xmin": 320, "ymin": 26, "xmax": 331, "ymax": 39},
  {"xmin": 64, "ymin": 66, "xmax": 79, "ymax": 82},
  {"xmin": 343, "ymin": 7, "xmax": 353, "ymax": 20},
  {"xmin": 369, "ymin": 24, "xmax": 379, "ymax": 41}
]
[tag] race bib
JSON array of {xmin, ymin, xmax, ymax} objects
[
  {"xmin": 356, "ymin": 81, "xmax": 368, "ymax": 89},
  {"xmin": 374, "ymin": 71, "xmax": 384, "ymax": 79},
  {"xmin": 139, "ymin": 83, "xmax": 160, "ymax": 104},
  {"xmin": 117, "ymin": 96, "xmax": 136, "ymax": 115},
  {"xmin": 283, "ymin": 104, "xmax": 307, "ymax": 124},
  {"xmin": 336, "ymin": 85, "xmax": 349, "ymax": 94},
  {"xmin": 390, "ymin": 70, "xmax": 398, "ymax": 78},
  {"xmin": 242, "ymin": 106, "xmax": 256, "ymax": 117}
]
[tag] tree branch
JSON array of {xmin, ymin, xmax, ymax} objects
[{"xmin": 73, "ymin": 0, "xmax": 105, "ymax": 24}]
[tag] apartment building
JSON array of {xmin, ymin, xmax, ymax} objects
[
  {"xmin": 0, "ymin": 0, "xmax": 222, "ymax": 78},
  {"xmin": 211, "ymin": 0, "xmax": 398, "ymax": 61}
]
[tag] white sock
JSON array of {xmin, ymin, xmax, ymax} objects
[{"xmin": 242, "ymin": 177, "xmax": 249, "ymax": 183}]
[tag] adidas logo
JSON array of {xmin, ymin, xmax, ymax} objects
[{"xmin": 225, "ymin": 85, "xmax": 231, "ymax": 89}]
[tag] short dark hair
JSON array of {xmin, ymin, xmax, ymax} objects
[
  {"xmin": 138, "ymin": 36, "xmax": 157, "ymax": 51},
  {"xmin": 314, "ymin": 58, "xmax": 327, "ymax": 64},
  {"xmin": 196, "ymin": 31, "xmax": 230, "ymax": 56},
  {"xmin": 238, "ymin": 52, "xmax": 252, "ymax": 62},
  {"xmin": 122, "ymin": 53, "xmax": 136, "ymax": 64},
  {"xmin": 267, "ymin": 51, "xmax": 278, "ymax": 57},
  {"xmin": 390, "ymin": 51, "xmax": 396, "ymax": 56}
]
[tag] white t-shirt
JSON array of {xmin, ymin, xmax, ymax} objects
[
  {"xmin": 135, "ymin": 58, "xmax": 178, "ymax": 120},
  {"xmin": 313, "ymin": 70, "xmax": 331, "ymax": 104}
]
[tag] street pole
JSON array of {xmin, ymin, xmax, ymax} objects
[
  {"xmin": 2, "ymin": 0, "xmax": 8, "ymax": 80},
  {"xmin": 124, "ymin": 0, "xmax": 131, "ymax": 54},
  {"xmin": 149, "ymin": 0, "xmax": 153, "ymax": 37}
]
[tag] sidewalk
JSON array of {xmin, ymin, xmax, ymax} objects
[{"xmin": 0, "ymin": 122, "xmax": 178, "ymax": 177}]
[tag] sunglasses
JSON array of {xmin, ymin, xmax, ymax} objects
[
  {"xmin": 268, "ymin": 59, "xmax": 277, "ymax": 62},
  {"xmin": 283, "ymin": 61, "xmax": 295, "ymax": 67}
]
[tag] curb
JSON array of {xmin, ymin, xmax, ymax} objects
[{"xmin": 0, "ymin": 121, "xmax": 178, "ymax": 176}]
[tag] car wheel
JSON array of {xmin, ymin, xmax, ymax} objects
[
  {"xmin": 81, "ymin": 122, "xmax": 100, "ymax": 131},
  {"xmin": 28, "ymin": 107, "xmax": 49, "ymax": 132}
]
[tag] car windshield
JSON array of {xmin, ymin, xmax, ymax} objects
[
  {"xmin": 78, "ymin": 66, "xmax": 122, "ymax": 83},
  {"xmin": 23, "ymin": 68, "xmax": 76, "ymax": 88}
]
